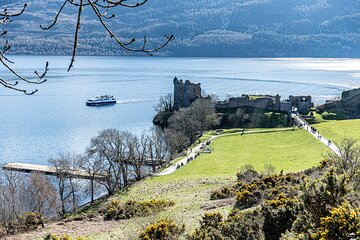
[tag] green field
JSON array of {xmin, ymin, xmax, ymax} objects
[
  {"xmin": 158, "ymin": 129, "xmax": 329, "ymax": 181},
  {"xmin": 314, "ymin": 119, "xmax": 360, "ymax": 143}
]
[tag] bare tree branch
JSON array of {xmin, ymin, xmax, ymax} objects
[
  {"xmin": 0, "ymin": 4, "xmax": 48, "ymax": 95},
  {"xmin": 0, "ymin": 4, "xmax": 27, "ymax": 17},
  {"xmin": 105, "ymin": 0, "xmax": 149, "ymax": 8},
  {"xmin": 41, "ymin": 0, "xmax": 174, "ymax": 71},
  {"xmin": 40, "ymin": 1, "xmax": 68, "ymax": 30},
  {"xmin": 68, "ymin": 0, "xmax": 84, "ymax": 71}
]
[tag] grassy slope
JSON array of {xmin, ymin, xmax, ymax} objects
[
  {"xmin": 87, "ymin": 177, "xmax": 233, "ymax": 240},
  {"xmin": 28, "ymin": 122, "xmax": 357, "ymax": 240},
  {"xmin": 314, "ymin": 119, "xmax": 360, "ymax": 142},
  {"xmin": 82, "ymin": 129, "xmax": 328, "ymax": 239}
]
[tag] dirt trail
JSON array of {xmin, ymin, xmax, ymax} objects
[{"xmin": 2, "ymin": 217, "xmax": 120, "ymax": 240}]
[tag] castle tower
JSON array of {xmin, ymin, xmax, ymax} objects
[
  {"xmin": 173, "ymin": 77, "xmax": 184, "ymax": 110},
  {"xmin": 275, "ymin": 94, "xmax": 281, "ymax": 111},
  {"xmin": 173, "ymin": 77, "xmax": 201, "ymax": 110}
]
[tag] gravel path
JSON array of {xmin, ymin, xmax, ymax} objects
[{"xmin": 292, "ymin": 113, "xmax": 340, "ymax": 155}]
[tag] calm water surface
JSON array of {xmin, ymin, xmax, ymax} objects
[{"xmin": 1, "ymin": 56, "xmax": 360, "ymax": 165}]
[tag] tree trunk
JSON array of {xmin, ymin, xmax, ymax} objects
[{"xmin": 90, "ymin": 178, "xmax": 94, "ymax": 205}]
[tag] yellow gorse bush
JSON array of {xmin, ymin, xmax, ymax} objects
[{"xmin": 312, "ymin": 202, "xmax": 360, "ymax": 240}]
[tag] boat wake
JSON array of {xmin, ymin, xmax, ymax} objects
[{"xmin": 116, "ymin": 98, "xmax": 151, "ymax": 104}]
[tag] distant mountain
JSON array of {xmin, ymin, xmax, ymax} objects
[{"xmin": 2, "ymin": 0, "xmax": 360, "ymax": 57}]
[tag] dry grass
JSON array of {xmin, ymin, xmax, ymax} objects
[
  {"xmin": 4, "ymin": 177, "xmax": 234, "ymax": 240},
  {"xmin": 90, "ymin": 177, "xmax": 234, "ymax": 239}
]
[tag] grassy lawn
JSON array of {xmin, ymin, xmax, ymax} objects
[
  {"xmin": 314, "ymin": 119, "xmax": 360, "ymax": 143},
  {"xmin": 158, "ymin": 129, "xmax": 329, "ymax": 181}
]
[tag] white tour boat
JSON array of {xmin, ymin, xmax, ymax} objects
[{"xmin": 86, "ymin": 95, "xmax": 117, "ymax": 106}]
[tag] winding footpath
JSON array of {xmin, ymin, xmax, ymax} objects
[
  {"xmin": 292, "ymin": 113, "xmax": 340, "ymax": 156},
  {"xmin": 156, "ymin": 136, "xmax": 216, "ymax": 176}
]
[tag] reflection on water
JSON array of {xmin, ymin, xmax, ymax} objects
[{"xmin": 1, "ymin": 56, "xmax": 359, "ymax": 165}]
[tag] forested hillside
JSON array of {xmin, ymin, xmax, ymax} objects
[{"xmin": 2, "ymin": 0, "xmax": 360, "ymax": 57}]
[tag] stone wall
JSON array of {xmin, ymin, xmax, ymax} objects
[
  {"xmin": 215, "ymin": 94, "xmax": 311, "ymax": 114},
  {"xmin": 279, "ymin": 102, "xmax": 292, "ymax": 112},
  {"xmin": 216, "ymin": 95, "xmax": 274, "ymax": 110}
]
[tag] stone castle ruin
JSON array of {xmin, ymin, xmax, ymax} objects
[
  {"xmin": 173, "ymin": 77, "xmax": 202, "ymax": 110},
  {"xmin": 173, "ymin": 77, "xmax": 313, "ymax": 114}
]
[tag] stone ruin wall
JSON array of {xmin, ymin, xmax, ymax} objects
[
  {"xmin": 279, "ymin": 102, "xmax": 292, "ymax": 112},
  {"xmin": 215, "ymin": 94, "xmax": 312, "ymax": 114},
  {"xmin": 216, "ymin": 95, "xmax": 273, "ymax": 110}
]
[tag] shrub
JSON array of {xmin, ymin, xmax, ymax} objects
[
  {"xmin": 103, "ymin": 199, "xmax": 175, "ymax": 220},
  {"xmin": 285, "ymin": 174, "xmax": 292, "ymax": 182},
  {"xmin": 43, "ymin": 234, "xmax": 89, "ymax": 240},
  {"xmin": 262, "ymin": 174, "xmax": 278, "ymax": 187},
  {"xmin": 2, "ymin": 212, "xmax": 45, "ymax": 235},
  {"xmin": 210, "ymin": 186, "xmax": 234, "ymax": 200},
  {"xmin": 236, "ymin": 165, "xmax": 260, "ymax": 183},
  {"xmin": 311, "ymin": 202, "xmax": 360, "ymax": 240},
  {"xmin": 139, "ymin": 219, "xmax": 185, "ymax": 240},
  {"xmin": 263, "ymin": 163, "xmax": 276, "ymax": 176},
  {"xmin": 188, "ymin": 212, "xmax": 224, "ymax": 240},
  {"xmin": 321, "ymin": 111, "xmax": 337, "ymax": 120},
  {"xmin": 19, "ymin": 212, "xmax": 45, "ymax": 230},
  {"xmin": 199, "ymin": 212, "xmax": 224, "ymax": 229},
  {"xmin": 223, "ymin": 209, "xmax": 264, "ymax": 240},
  {"xmin": 189, "ymin": 210, "xmax": 264, "ymax": 240},
  {"xmin": 262, "ymin": 194, "xmax": 300, "ymax": 240},
  {"xmin": 240, "ymin": 183, "xmax": 258, "ymax": 192},
  {"xmin": 319, "ymin": 159, "xmax": 329, "ymax": 169},
  {"xmin": 288, "ymin": 169, "xmax": 351, "ymax": 237},
  {"xmin": 235, "ymin": 190, "xmax": 260, "ymax": 208},
  {"xmin": 103, "ymin": 200, "xmax": 123, "ymax": 220},
  {"xmin": 301, "ymin": 168, "xmax": 348, "ymax": 225}
]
